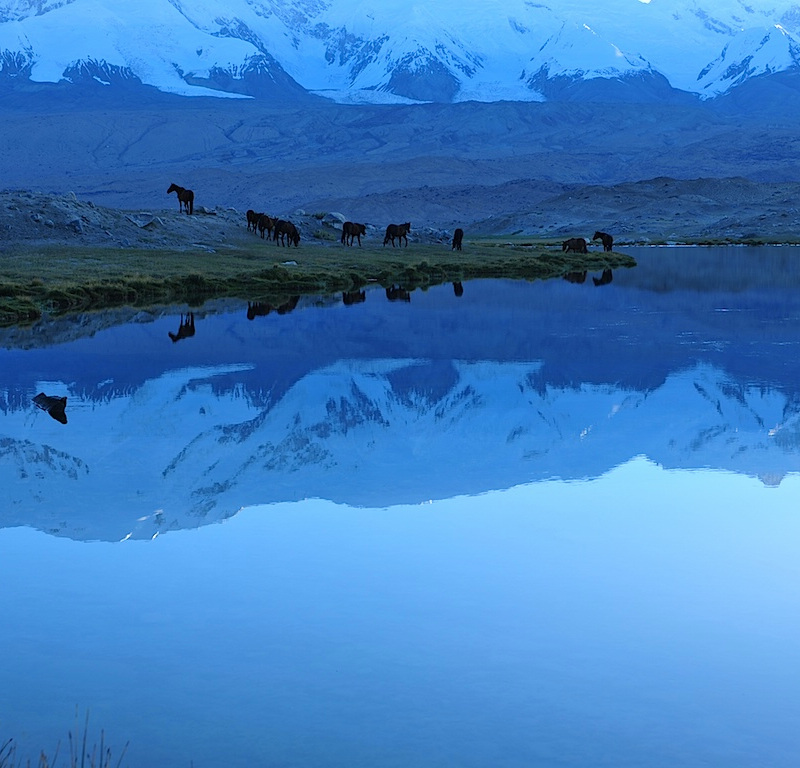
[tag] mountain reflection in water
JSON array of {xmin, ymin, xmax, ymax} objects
[
  {"xmin": 2, "ymin": 247, "xmax": 800, "ymax": 768},
  {"xmin": 2, "ymin": 246, "xmax": 800, "ymax": 540}
]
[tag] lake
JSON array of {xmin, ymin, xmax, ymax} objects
[{"xmin": 1, "ymin": 246, "xmax": 799, "ymax": 767}]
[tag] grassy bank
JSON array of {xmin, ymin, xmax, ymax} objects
[{"xmin": 0, "ymin": 239, "xmax": 635, "ymax": 326}]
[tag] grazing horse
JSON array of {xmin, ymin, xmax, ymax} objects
[
  {"xmin": 452, "ymin": 228, "xmax": 464, "ymax": 251},
  {"xmin": 383, "ymin": 222, "xmax": 411, "ymax": 247},
  {"xmin": 33, "ymin": 393, "xmax": 68, "ymax": 424},
  {"xmin": 341, "ymin": 221, "xmax": 367, "ymax": 246},
  {"xmin": 593, "ymin": 231, "xmax": 614, "ymax": 251},
  {"xmin": 274, "ymin": 219, "xmax": 300, "ymax": 247},
  {"xmin": 593, "ymin": 268, "xmax": 613, "ymax": 286},
  {"xmin": 562, "ymin": 237, "xmax": 588, "ymax": 254},
  {"xmin": 167, "ymin": 183, "xmax": 194, "ymax": 215},
  {"xmin": 257, "ymin": 214, "xmax": 276, "ymax": 240},
  {"xmin": 168, "ymin": 312, "xmax": 195, "ymax": 343}
]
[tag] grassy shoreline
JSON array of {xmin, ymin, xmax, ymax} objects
[{"xmin": 0, "ymin": 240, "xmax": 635, "ymax": 326}]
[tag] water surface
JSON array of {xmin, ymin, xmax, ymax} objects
[{"xmin": 1, "ymin": 246, "xmax": 799, "ymax": 767}]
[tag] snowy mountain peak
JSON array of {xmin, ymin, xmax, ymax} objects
[
  {"xmin": 2, "ymin": 0, "xmax": 800, "ymax": 102},
  {"xmin": 697, "ymin": 23, "xmax": 800, "ymax": 93}
]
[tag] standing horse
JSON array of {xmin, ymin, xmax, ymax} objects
[
  {"xmin": 452, "ymin": 228, "xmax": 464, "ymax": 251},
  {"xmin": 167, "ymin": 183, "xmax": 194, "ymax": 215},
  {"xmin": 341, "ymin": 221, "xmax": 367, "ymax": 246},
  {"xmin": 257, "ymin": 214, "xmax": 276, "ymax": 240},
  {"xmin": 593, "ymin": 231, "xmax": 614, "ymax": 251},
  {"xmin": 383, "ymin": 222, "xmax": 411, "ymax": 247},
  {"xmin": 246, "ymin": 210, "xmax": 262, "ymax": 232}
]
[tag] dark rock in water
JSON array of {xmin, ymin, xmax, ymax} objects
[{"xmin": 33, "ymin": 392, "xmax": 68, "ymax": 424}]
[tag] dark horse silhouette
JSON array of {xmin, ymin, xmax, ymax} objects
[
  {"xmin": 453, "ymin": 281, "xmax": 464, "ymax": 297},
  {"xmin": 168, "ymin": 312, "xmax": 196, "ymax": 343},
  {"xmin": 167, "ymin": 183, "xmax": 194, "ymax": 215},
  {"xmin": 246, "ymin": 210, "xmax": 262, "ymax": 233},
  {"xmin": 452, "ymin": 228, "xmax": 464, "ymax": 251},
  {"xmin": 341, "ymin": 221, "xmax": 367, "ymax": 246},
  {"xmin": 274, "ymin": 219, "xmax": 300, "ymax": 247},
  {"xmin": 385, "ymin": 285, "xmax": 411, "ymax": 302},
  {"xmin": 257, "ymin": 214, "xmax": 276, "ymax": 240},
  {"xmin": 563, "ymin": 271, "xmax": 587, "ymax": 284},
  {"xmin": 33, "ymin": 393, "xmax": 68, "ymax": 424},
  {"xmin": 593, "ymin": 268, "xmax": 613, "ymax": 286},
  {"xmin": 343, "ymin": 290, "xmax": 366, "ymax": 306},
  {"xmin": 383, "ymin": 222, "xmax": 411, "ymax": 247},
  {"xmin": 593, "ymin": 231, "xmax": 614, "ymax": 251},
  {"xmin": 247, "ymin": 296, "xmax": 299, "ymax": 319},
  {"xmin": 562, "ymin": 237, "xmax": 588, "ymax": 254}
]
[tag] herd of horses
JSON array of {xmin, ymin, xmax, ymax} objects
[
  {"xmin": 168, "ymin": 182, "xmax": 614, "ymax": 256},
  {"xmin": 245, "ymin": 210, "xmax": 300, "ymax": 246}
]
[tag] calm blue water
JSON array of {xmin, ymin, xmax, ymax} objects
[{"xmin": 1, "ymin": 246, "xmax": 800, "ymax": 767}]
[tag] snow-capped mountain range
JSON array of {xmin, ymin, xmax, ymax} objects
[{"xmin": 2, "ymin": 0, "xmax": 800, "ymax": 103}]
